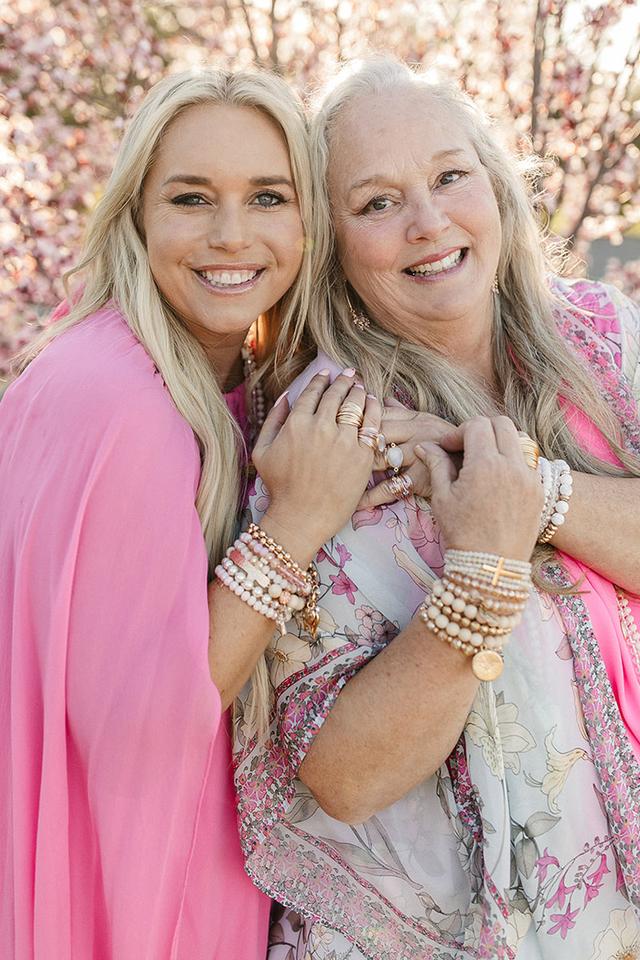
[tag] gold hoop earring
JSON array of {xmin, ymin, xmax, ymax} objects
[{"xmin": 345, "ymin": 289, "xmax": 370, "ymax": 332}]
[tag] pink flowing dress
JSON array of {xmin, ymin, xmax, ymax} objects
[{"xmin": 0, "ymin": 303, "xmax": 270, "ymax": 959}]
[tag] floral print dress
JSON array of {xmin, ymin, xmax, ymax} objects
[{"xmin": 235, "ymin": 280, "xmax": 640, "ymax": 960}]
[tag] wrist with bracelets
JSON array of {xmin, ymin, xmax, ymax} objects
[
  {"xmin": 537, "ymin": 457, "xmax": 573, "ymax": 544},
  {"xmin": 214, "ymin": 522, "xmax": 320, "ymax": 636},
  {"xmin": 419, "ymin": 549, "xmax": 532, "ymax": 681}
]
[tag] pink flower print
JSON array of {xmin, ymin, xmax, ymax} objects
[
  {"xmin": 329, "ymin": 569, "xmax": 357, "ymax": 604},
  {"xmin": 352, "ymin": 505, "xmax": 384, "ymax": 530},
  {"xmin": 583, "ymin": 878, "xmax": 603, "ymax": 907},
  {"xmin": 548, "ymin": 906, "xmax": 579, "ymax": 940},
  {"xmin": 405, "ymin": 501, "xmax": 440, "ymax": 563},
  {"xmin": 335, "ymin": 543, "xmax": 352, "ymax": 567},
  {"xmin": 587, "ymin": 853, "xmax": 610, "ymax": 887},
  {"xmin": 546, "ymin": 875, "xmax": 577, "ymax": 911},
  {"xmin": 535, "ymin": 848, "xmax": 560, "ymax": 884},
  {"xmin": 355, "ymin": 605, "xmax": 393, "ymax": 645}
]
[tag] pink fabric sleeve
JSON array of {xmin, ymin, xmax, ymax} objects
[{"xmin": 0, "ymin": 356, "xmax": 223, "ymax": 958}]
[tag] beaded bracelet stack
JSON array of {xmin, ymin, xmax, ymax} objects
[
  {"xmin": 214, "ymin": 522, "xmax": 319, "ymax": 636},
  {"xmin": 537, "ymin": 457, "xmax": 573, "ymax": 544},
  {"xmin": 419, "ymin": 549, "xmax": 532, "ymax": 681}
]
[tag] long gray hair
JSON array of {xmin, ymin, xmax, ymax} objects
[
  {"xmin": 302, "ymin": 58, "xmax": 638, "ymax": 465},
  {"xmin": 290, "ymin": 56, "xmax": 639, "ymax": 586}
]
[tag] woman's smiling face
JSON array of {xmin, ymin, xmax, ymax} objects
[
  {"xmin": 142, "ymin": 101, "xmax": 304, "ymax": 353},
  {"xmin": 328, "ymin": 88, "xmax": 502, "ymax": 352}
]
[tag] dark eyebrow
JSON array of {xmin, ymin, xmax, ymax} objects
[
  {"xmin": 347, "ymin": 149, "xmax": 470, "ymax": 194},
  {"xmin": 162, "ymin": 174, "xmax": 295, "ymax": 188}
]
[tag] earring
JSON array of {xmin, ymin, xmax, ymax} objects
[
  {"xmin": 492, "ymin": 276, "xmax": 499, "ymax": 294},
  {"xmin": 345, "ymin": 289, "xmax": 370, "ymax": 332}
]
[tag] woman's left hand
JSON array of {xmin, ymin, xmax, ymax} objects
[{"xmin": 356, "ymin": 399, "xmax": 453, "ymax": 509}]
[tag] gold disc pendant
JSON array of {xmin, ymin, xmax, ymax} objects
[{"xmin": 472, "ymin": 649, "xmax": 504, "ymax": 682}]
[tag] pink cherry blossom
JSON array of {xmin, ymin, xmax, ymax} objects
[{"xmin": 3, "ymin": 0, "xmax": 639, "ymax": 382}]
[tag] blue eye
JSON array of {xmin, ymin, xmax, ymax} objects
[
  {"xmin": 171, "ymin": 193, "xmax": 206, "ymax": 206},
  {"xmin": 253, "ymin": 192, "xmax": 286, "ymax": 208},
  {"xmin": 439, "ymin": 170, "xmax": 466, "ymax": 186},
  {"xmin": 362, "ymin": 196, "xmax": 393, "ymax": 213}
]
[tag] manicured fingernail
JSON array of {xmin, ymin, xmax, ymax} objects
[
  {"xmin": 353, "ymin": 382, "xmax": 365, "ymax": 390},
  {"xmin": 415, "ymin": 444, "xmax": 426, "ymax": 457},
  {"xmin": 274, "ymin": 390, "xmax": 289, "ymax": 406},
  {"xmin": 367, "ymin": 393, "xmax": 377, "ymax": 400},
  {"xmin": 342, "ymin": 367, "xmax": 356, "ymax": 377},
  {"xmin": 318, "ymin": 368, "xmax": 330, "ymax": 376}
]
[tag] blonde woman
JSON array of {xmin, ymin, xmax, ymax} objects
[
  {"xmin": 236, "ymin": 60, "xmax": 640, "ymax": 958},
  {"xmin": 0, "ymin": 70, "xmax": 382, "ymax": 959}
]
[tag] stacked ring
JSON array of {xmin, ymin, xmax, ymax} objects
[
  {"xmin": 337, "ymin": 401, "xmax": 365, "ymax": 428},
  {"xmin": 384, "ymin": 441, "xmax": 404, "ymax": 475},
  {"xmin": 358, "ymin": 427, "xmax": 386, "ymax": 453},
  {"xmin": 387, "ymin": 473, "xmax": 413, "ymax": 499},
  {"xmin": 517, "ymin": 432, "xmax": 540, "ymax": 470}
]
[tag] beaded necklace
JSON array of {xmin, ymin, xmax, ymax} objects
[
  {"xmin": 241, "ymin": 340, "xmax": 266, "ymax": 447},
  {"xmin": 617, "ymin": 588, "xmax": 640, "ymax": 684}
]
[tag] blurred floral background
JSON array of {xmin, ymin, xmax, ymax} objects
[{"xmin": 1, "ymin": 0, "xmax": 639, "ymax": 381}]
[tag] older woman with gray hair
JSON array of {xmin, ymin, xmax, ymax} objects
[{"xmin": 235, "ymin": 58, "xmax": 640, "ymax": 959}]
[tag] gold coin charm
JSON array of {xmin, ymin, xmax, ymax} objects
[{"xmin": 472, "ymin": 649, "xmax": 504, "ymax": 682}]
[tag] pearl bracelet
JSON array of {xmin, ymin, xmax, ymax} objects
[
  {"xmin": 537, "ymin": 458, "xmax": 572, "ymax": 544},
  {"xmin": 215, "ymin": 527, "xmax": 319, "ymax": 635},
  {"xmin": 419, "ymin": 550, "xmax": 532, "ymax": 681}
]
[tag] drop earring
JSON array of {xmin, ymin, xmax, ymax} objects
[{"xmin": 345, "ymin": 289, "xmax": 370, "ymax": 332}]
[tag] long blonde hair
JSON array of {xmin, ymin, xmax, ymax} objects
[{"xmin": 19, "ymin": 68, "xmax": 314, "ymax": 572}]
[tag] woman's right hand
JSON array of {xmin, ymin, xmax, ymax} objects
[
  {"xmin": 416, "ymin": 416, "xmax": 544, "ymax": 561},
  {"xmin": 252, "ymin": 369, "xmax": 381, "ymax": 567}
]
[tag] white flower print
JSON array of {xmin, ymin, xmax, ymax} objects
[
  {"xmin": 268, "ymin": 633, "xmax": 313, "ymax": 688},
  {"xmin": 590, "ymin": 906, "xmax": 640, "ymax": 960},
  {"xmin": 465, "ymin": 685, "xmax": 536, "ymax": 778}
]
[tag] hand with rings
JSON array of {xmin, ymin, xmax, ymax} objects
[
  {"xmin": 253, "ymin": 367, "xmax": 382, "ymax": 563},
  {"xmin": 356, "ymin": 399, "xmax": 454, "ymax": 510}
]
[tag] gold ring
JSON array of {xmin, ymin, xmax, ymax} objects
[
  {"xmin": 358, "ymin": 434, "xmax": 376, "ymax": 450},
  {"xmin": 358, "ymin": 427, "xmax": 386, "ymax": 453},
  {"xmin": 517, "ymin": 432, "xmax": 540, "ymax": 470},
  {"xmin": 387, "ymin": 473, "xmax": 413, "ymax": 499},
  {"xmin": 384, "ymin": 441, "xmax": 404, "ymax": 475},
  {"xmin": 337, "ymin": 401, "xmax": 364, "ymax": 428}
]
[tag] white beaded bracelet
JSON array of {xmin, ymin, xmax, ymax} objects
[{"xmin": 537, "ymin": 458, "xmax": 572, "ymax": 544}]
